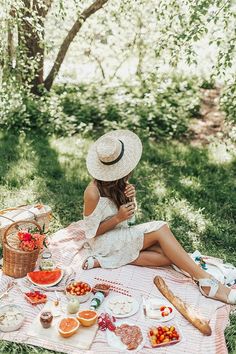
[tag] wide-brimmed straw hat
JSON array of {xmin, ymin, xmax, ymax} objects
[{"xmin": 86, "ymin": 130, "xmax": 142, "ymax": 181}]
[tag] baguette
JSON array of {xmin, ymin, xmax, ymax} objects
[{"xmin": 153, "ymin": 276, "xmax": 212, "ymax": 336}]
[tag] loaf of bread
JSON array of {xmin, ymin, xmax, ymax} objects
[{"xmin": 153, "ymin": 276, "xmax": 212, "ymax": 336}]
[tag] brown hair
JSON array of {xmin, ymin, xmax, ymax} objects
[{"xmin": 95, "ymin": 174, "xmax": 131, "ymax": 208}]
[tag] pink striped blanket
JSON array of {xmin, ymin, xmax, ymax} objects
[{"xmin": 0, "ymin": 221, "xmax": 233, "ymax": 354}]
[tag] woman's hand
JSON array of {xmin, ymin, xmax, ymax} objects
[
  {"xmin": 124, "ymin": 183, "xmax": 136, "ymax": 199},
  {"xmin": 116, "ymin": 202, "xmax": 135, "ymax": 222}
]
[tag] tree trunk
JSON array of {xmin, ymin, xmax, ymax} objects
[
  {"xmin": 44, "ymin": 0, "xmax": 108, "ymax": 91},
  {"xmin": 18, "ymin": 0, "xmax": 53, "ymax": 95}
]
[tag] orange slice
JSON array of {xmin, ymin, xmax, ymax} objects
[
  {"xmin": 58, "ymin": 318, "xmax": 80, "ymax": 338},
  {"xmin": 77, "ymin": 310, "xmax": 98, "ymax": 327}
]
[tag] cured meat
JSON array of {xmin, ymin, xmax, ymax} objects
[{"xmin": 115, "ymin": 324, "xmax": 143, "ymax": 350}]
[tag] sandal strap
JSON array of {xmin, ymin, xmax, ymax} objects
[
  {"xmin": 228, "ymin": 289, "xmax": 236, "ymax": 305},
  {"xmin": 86, "ymin": 256, "xmax": 95, "ymax": 269},
  {"xmin": 198, "ymin": 278, "xmax": 219, "ymax": 297}
]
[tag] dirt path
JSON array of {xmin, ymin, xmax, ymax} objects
[{"xmin": 188, "ymin": 88, "xmax": 225, "ymax": 146}]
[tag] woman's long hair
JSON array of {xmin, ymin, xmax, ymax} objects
[{"xmin": 95, "ymin": 174, "xmax": 131, "ymax": 208}]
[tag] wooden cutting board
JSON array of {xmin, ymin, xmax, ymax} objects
[{"xmin": 27, "ymin": 302, "xmax": 98, "ymax": 350}]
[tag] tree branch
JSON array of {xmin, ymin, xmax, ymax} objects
[
  {"xmin": 44, "ymin": 0, "xmax": 108, "ymax": 90},
  {"xmin": 90, "ymin": 52, "xmax": 106, "ymax": 79}
]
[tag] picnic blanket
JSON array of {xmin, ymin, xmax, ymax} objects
[{"xmin": 0, "ymin": 221, "xmax": 233, "ymax": 354}]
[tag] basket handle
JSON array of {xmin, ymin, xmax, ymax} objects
[
  {"xmin": 3, "ymin": 220, "xmax": 42, "ymax": 247},
  {"xmin": 0, "ymin": 206, "xmax": 38, "ymax": 221}
]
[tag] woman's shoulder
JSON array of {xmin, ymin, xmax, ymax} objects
[{"xmin": 83, "ymin": 181, "xmax": 101, "ymax": 216}]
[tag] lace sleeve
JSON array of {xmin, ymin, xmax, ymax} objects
[{"xmin": 82, "ymin": 198, "xmax": 107, "ymax": 239}]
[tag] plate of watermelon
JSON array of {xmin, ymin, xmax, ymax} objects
[{"xmin": 27, "ymin": 268, "xmax": 64, "ymax": 288}]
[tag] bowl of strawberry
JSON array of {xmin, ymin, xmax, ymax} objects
[
  {"xmin": 65, "ymin": 281, "xmax": 92, "ymax": 303},
  {"xmin": 25, "ymin": 291, "xmax": 47, "ymax": 305},
  {"xmin": 148, "ymin": 324, "xmax": 181, "ymax": 348}
]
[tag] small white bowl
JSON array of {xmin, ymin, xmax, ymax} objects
[
  {"xmin": 0, "ymin": 304, "xmax": 25, "ymax": 332},
  {"xmin": 65, "ymin": 281, "xmax": 92, "ymax": 303}
]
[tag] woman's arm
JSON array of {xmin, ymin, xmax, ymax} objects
[
  {"xmin": 84, "ymin": 184, "xmax": 135, "ymax": 237},
  {"xmin": 95, "ymin": 203, "xmax": 135, "ymax": 236}
]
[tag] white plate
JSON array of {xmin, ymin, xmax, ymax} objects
[
  {"xmin": 27, "ymin": 269, "xmax": 64, "ymax": 288},
  {"xmin": 145, "ymin": 297, "xmax": 175, "ymax": 322},
  {"xmin": 104, "ymin": 295, "xmax": 139, "ymax": 318},
  {"xmin": 106, "ymin": 321, "xmax": 145, "ymax": 352}
]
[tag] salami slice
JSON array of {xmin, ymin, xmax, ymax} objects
[{"xmin": 115, "ymin": 324, "xmax": 143, "ymax": 350}]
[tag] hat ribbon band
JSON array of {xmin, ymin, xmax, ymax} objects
[{"xmin": 100, "ymin": 140, "xmax": 124, "ymax": 166}]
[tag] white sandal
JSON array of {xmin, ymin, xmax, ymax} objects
[
  {"xmin": 82, "ymin": 256, "xmax": 96, "ymax": 270},
  {"xmin": 197, "ymin": 278, "xmax": 236, "ymax": 305}
]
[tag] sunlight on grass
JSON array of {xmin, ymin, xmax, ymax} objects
[
  {"xmin": 50, "ymin": 136, "xmax": 88, "ymax": 158},
  {"xmin": 5, "ymin": 160, "xmax": 37, "ymax": 187},
  {"xmin": 154, "ymin": 180, "xmax": 168, "ymax": 198},
  {"xmin": 169, "ymin": 198, "xmax": 209, "ymax": 233},
  {"xmin": 208, "ymin": 142, "xmax": 236, "ymax": 165},
  {"xmin": 179, "ymin": 176, "xmax": 201, "ymax": 190},
  {"xmin": 0, "ymin": 183, "xmax": 39, "ymax": 208},
  {"xmin": 186, "ymin": 230, "xmax": 202, "ymax": 248}
]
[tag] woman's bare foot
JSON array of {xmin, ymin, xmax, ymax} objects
[{"xmin": 82, "ymin": 256, "xmax": 100, "ymax": 270}]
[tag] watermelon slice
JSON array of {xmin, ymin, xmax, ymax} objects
[{"xmin": 27, "ymin": 269, "xmax": 63, "ymax": 287}]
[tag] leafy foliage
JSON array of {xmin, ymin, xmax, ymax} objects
[
  {"xmin": 0, "ymin": 74, "xmax": 201, "ymax": 139},
  {"xmin": 220, "ymin": 80, "xmax": 236, "ymax": 124},
  {"xmin": 1, "ymin": 0, "xmax": 236, "ymax": 91}
]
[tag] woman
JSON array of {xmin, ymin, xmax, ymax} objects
[{"xmin": 82, "ymin": 130, "xmax": 236, "ymax": 304}]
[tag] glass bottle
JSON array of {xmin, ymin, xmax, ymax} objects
[
  {"xmin": 67, "ymin": 298, "xmax": 80, "ymax": 314},
  {"xmin": 39, "ymin": 251, "xmax": 55, "ymax": 271},
  {"xmin": 90, "ymin": 292, "xmax": 105, "ymax": 310}
]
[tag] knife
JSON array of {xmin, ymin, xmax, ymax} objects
[{"xmin": 0, "ymin": 284, "xmax": 15, "ymax": 301}]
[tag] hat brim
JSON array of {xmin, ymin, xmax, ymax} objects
[{"xmin": 86, "ymin": 130, "xmax": 142, "ymax": 181}]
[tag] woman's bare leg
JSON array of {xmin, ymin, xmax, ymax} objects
[
  {"xmin": 133, "ymin": 224, "xmax": 231, "ymax": 302},
  {"xmin": 131, "ymin": 250, "xmax": 172, "ymax": 267}
]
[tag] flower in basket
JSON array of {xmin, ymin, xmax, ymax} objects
[{"xmin": 18, "ymin": 230, "xmax": 46, "ymax": 252}]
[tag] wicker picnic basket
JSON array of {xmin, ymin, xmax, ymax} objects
[
  {"xmin": 0, "ymin": 204, "xmax": 51, "ymax": 244},
  {"xmin": 3, "ymin": 220, "xmax": 42, "ymax": 278}
]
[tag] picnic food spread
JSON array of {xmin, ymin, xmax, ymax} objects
[
  {"xmin": 0, "ymin": 225, "xmax": 214, "ymax": 354},
  {"xmin": 115, "ymin": 323, "xmax": 143, "ymax": 350},
  {"xmin": 0, "ymin": 218, "xmax": 217, "ymax": 353}
]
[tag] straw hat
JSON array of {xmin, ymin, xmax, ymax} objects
[{"xmin": 86, "ymin": 130, "xmax": 142, "ymax": 181}]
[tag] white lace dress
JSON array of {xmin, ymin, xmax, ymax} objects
[{"xmin": 83, "ymin": 197, "xmax": 167, "ymax": 268}]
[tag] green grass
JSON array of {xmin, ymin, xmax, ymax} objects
[{"xmin": 0, "ymin": 131, "xmax": 235, "ymax": 353}]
